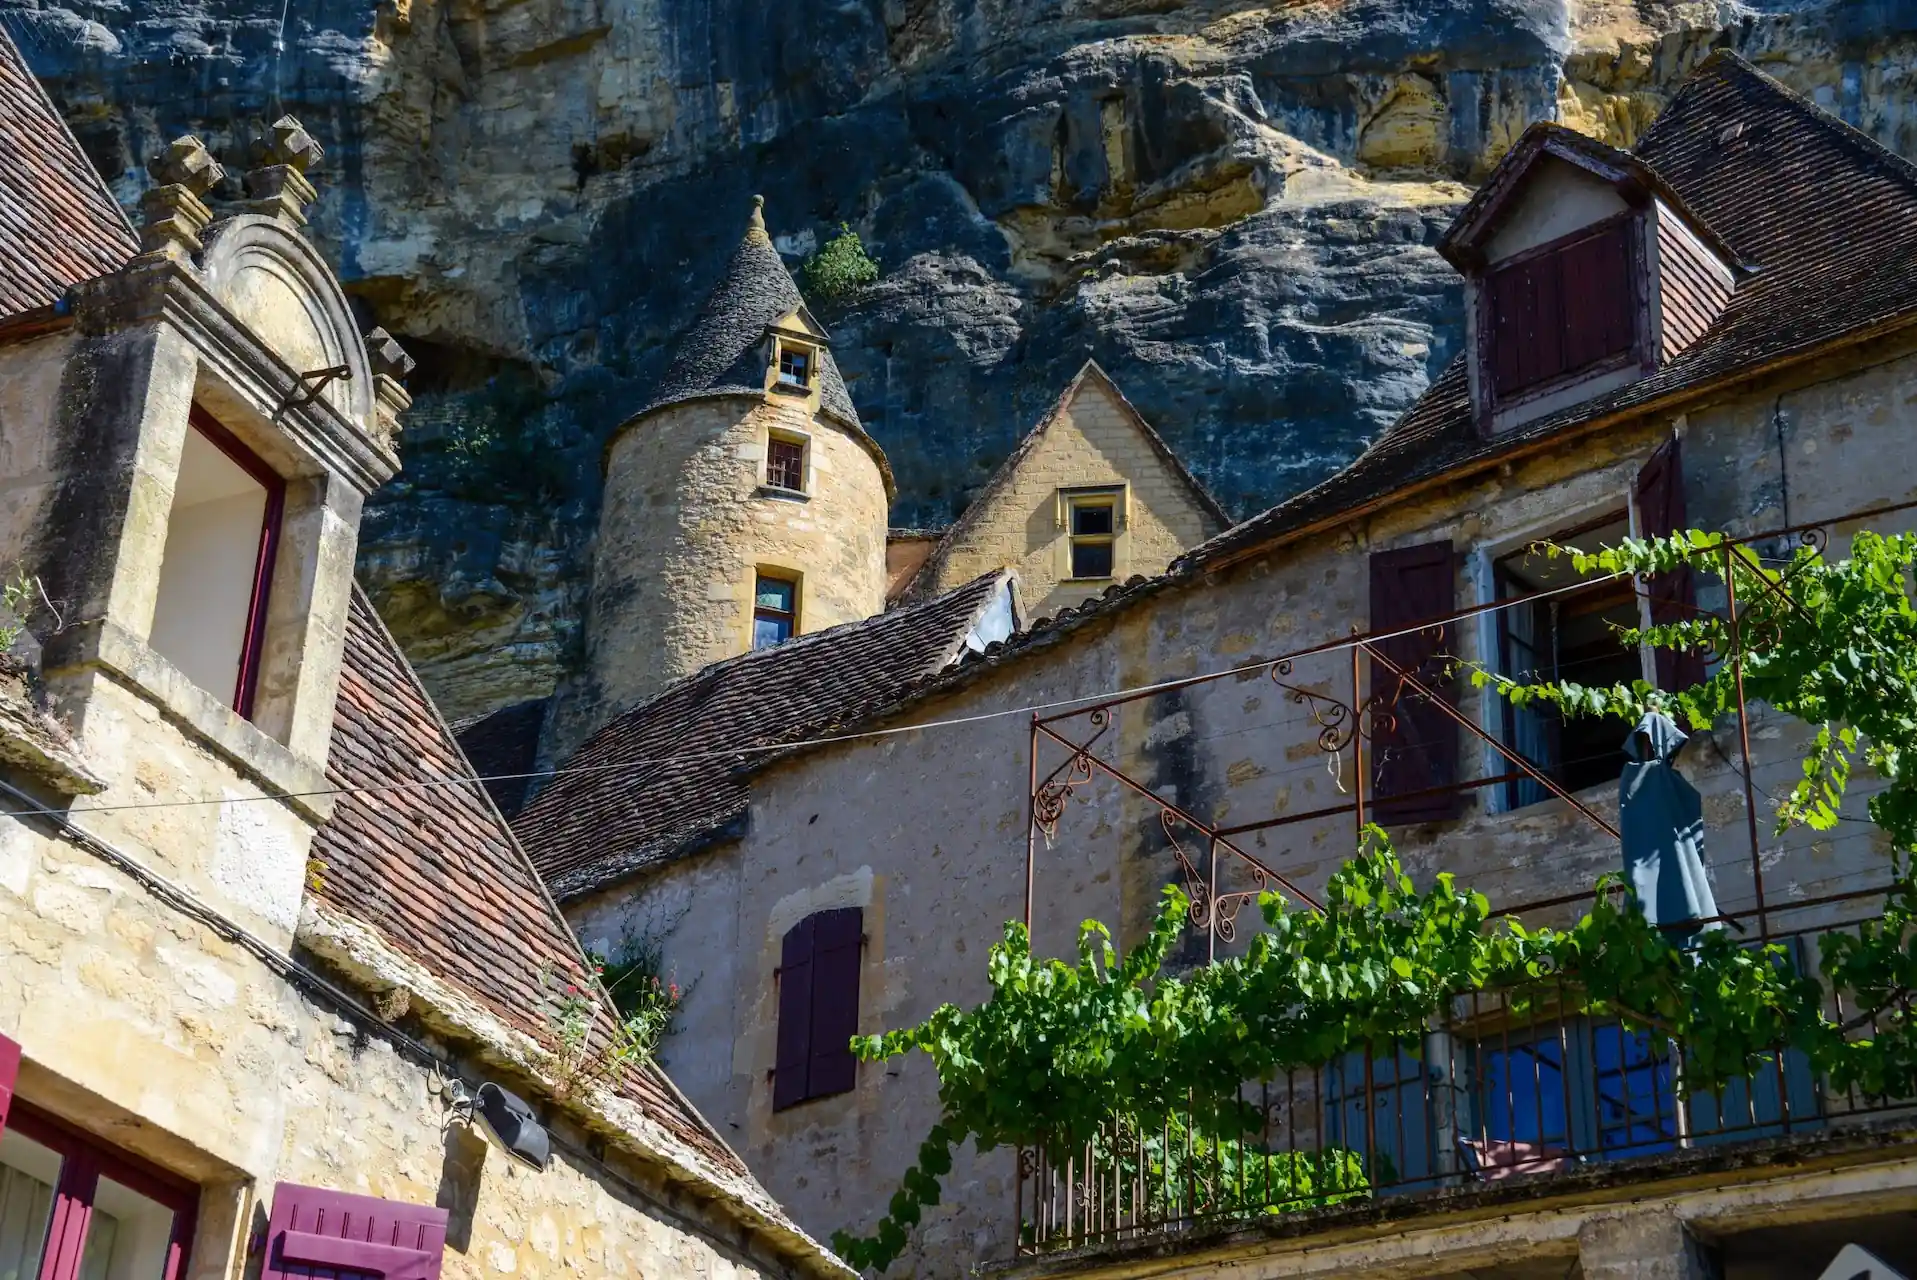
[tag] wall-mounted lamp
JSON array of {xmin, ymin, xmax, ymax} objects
[{"xmin": 437, "ymin": 1074, "xmax": 551, "ymax": 1173}]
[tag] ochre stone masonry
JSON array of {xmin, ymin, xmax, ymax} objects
[{"xmin": 572, "ymin": 395, "xmax": 888, "ymax": 746}]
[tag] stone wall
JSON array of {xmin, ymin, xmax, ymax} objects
[
  {"xmin": 586, "ymin": 328, "xmax": 1917, "ymax": 1277},
  {"xmin": 555, "ymin": 395, "xmax": 889, "ymax": 759},
  {"xmin": 0, "ymin": 801, "xmax": 810, "ymax": 1280},
  {"xmin": 915, "ymin": 374, "xmax": 1222, "ymax": 618}
]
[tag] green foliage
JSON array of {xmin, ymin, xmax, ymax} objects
[
  {"xmin": 0, "ymin": 568, "xmax": 41, "ymax": 652},
  {"xmin": 800, "ymin": 224, "xmax": 880, "ymax": 307},
  {"xmin": 833, "ymin": 528, "xmax": 1917, "ymax": 1273}
]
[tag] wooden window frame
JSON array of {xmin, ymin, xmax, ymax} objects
[
  {"xmin": 752, "ymin": 572, "xmax": 799, "ymax": 650},
  {"xmin": 765, "ymin": 433, "xmax": 808, "ymax": 494},
  {"xmin": 3, "ymin": 1101, "xmax": 199, "ymax": 1280},
  {"xmin": 1474, "ymin": 211, "xmax": 1651, "ymax": 429},
  {"xmin": 1063, "ymin": 491, "xmax": 1120, "ymax": 583},
  {"xmin": 775, "ymin": 340, "xmax": 816, "ymax": 391},
  {"xmin": 183, "ymin": 405, "xmax": 287, "ymax": 721}
]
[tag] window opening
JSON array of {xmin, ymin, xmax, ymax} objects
[
  {"xmin": 1067, "ymin": 496, "xmax": 1116, "ymax": 581},
  {"xmin": 0, "ymin": 1105, "xmax": 196, "ymax": 1280},
  {"xmin": 1493, "ymin": 512, "xmax": 1638, "ymax": 806},
  {"xmin": 766, "ymin": 437, "xmax": 806, "ymax": 493},
  {"xmin": 753, "ymin": 575, "xmax": 797, "ymax": 650},
  {"xmin": 148, "ymin": 408, "xmax": 285, "ymax": 720},
  {"xmin": 777, "ymin": 345, "xmax": 812, "ymax": 388},
  {"xmin": 1323, "ymin": 1043, "xmax": 1437, "ymax": 1192}
]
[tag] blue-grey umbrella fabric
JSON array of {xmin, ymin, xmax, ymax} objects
[{"xmin": 1618, "ymin": 710, "xmax": 1721, "ymax": 946}]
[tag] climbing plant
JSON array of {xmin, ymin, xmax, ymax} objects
[{"xmin": 831, "ymin": 527, "xmax": 1917, "ymax": 1272}]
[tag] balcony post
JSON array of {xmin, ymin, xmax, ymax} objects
[{"xmin": 1576, "ymin": 1211, "xmax": 1715, "ymax": 1279}]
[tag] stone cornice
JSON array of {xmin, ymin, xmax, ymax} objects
[{"xmin": 66, "ymin": 257, "xmax": 399, "ymax": 496}]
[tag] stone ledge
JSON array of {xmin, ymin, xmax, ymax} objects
[
  {"xmin": 0, "ymin": 660, "xmax": 105, "ymax": 797},
  {"xmin": 43, "ymin": 620, "xmax": 333, "ymax": 822}
]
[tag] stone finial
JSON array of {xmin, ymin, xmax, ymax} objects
[
  {"xmin": 747, "ymin": 194, "xmax": 766, "ymax": 235},
  {"xmin": 242, "ymin": 115, "xmax": 323, "ymax": 227},
  {"xmin": 139, "ymin": 136, "xmax": 224, "ymax": 262},
  {"xmin": 365, "ymin": 327, "xmax": 414, "ymax": 447}
]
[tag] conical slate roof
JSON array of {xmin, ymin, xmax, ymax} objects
[{"xmin": 637, "ymin": 196, "xmax": 861, "ymax": 431}]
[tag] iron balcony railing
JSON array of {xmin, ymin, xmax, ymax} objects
[{"xmin": 1012, "ymin": 899, "xmax": 1914, "ymax": 1255}]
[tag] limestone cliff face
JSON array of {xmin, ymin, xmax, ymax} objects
[{"xmin": 9, "ymin": 0, "xmax": 1917, "ymax": 719}]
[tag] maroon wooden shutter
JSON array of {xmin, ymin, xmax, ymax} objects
[
  {"xmin": 263, "ymin": 1185, "xmax": 449, "ymax": 1280},
  {"xmin": 807, "ymin": 909, "xmax": 863, "ymax": 1100},
  {"xmin": 1368, "ymin": 541, "xmax": 1462, "ymax": 824},
  {"xmin": 1635, "ymin": 437, "xmax": 1707, "ymax": 692},
  {"xmin": 773, "ymin": 915, "xmax": 817, "ymax": 1111},
  {"xmin": 1560, "ymin": 223, "xmax": 1634, "ymax": 371},
  {"xmin": 1487, "ymin": 221, "xmax": 1637, "ymax": 399},
  {"xmin": 0, "ymin": 1032, "xmax": 18, "ymax": 1140}
]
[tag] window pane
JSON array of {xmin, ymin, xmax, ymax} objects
[
  {"xmin": 81, "ymin": 1178, "xmax": 177, "ymax": 1280},
  {"xmin": 1070, "ymin": 503, "xmax": 1113, "ymax": 536},
  {"xmin": 767, "ymin": 440, "xmax": 805, "ymax": 491},
  {"xmin": 1070, "ymin": 540, "xmax": 1113, "ymax": 580},
  {"xmin": 1592, "ymin": 1025, "xmax": 1676, "ymax": 1157},
  {"xmin": 1478, "ymin": 1034, "xmax": 1568, "ymax": 1147},
  {"xmin": 753, "ymin": 614, "xmax": 793, "ymax": 650},
  {"xmin": 0, "ymin": 1130, "xmax": 59, "ymax": 1280},
  {"xmin": 779, "ymin": 348, "xmax": 810, "ymax": 386},
  {"xmin": 756, "ymin": 578, "xmax": 795, "ymax": 612}
]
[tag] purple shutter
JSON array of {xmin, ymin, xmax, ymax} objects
[
  {"xmin": 806, "ymin": 909, "xmax": 863, "ymax": 1100},
  {"xmin": 1561, "ymin": 224, "xmax": 1634, "ymax": 371},
  {"xmin": 1635, "ymin": 438, "xmax": 1707, "ymax": 691},
  {"xmin": 773, "ymin": 916, "xmax": 816, "ymax": 1111},
  {"xmin": 264, "ymin": 1185, "xmax": 448, "ymax": 1280},
  {"xmin": 1489, "ymin": 265, "xmax": 1527, "ymax": 395},
  {"xmin": 0, "ymin": 1032, "xmax": 18, "ymax": 1140},
  {"xmin": 1368, "ymin": 541, "xmax": 1462, "ymax": 824}
]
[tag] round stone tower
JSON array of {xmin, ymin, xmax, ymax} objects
[{"xmin": 560, "ymin": 197, "xmax": 894, "ymax": 754}]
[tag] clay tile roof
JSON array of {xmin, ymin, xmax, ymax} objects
[
  {"xmin": 1183, "ymin": 50, "xmax": 1917, "ymax": 573},
  {"xmin": 626, "ymin": 198, "xmax": 891, "ymax": 493},
  {"xmin": 315, "ymin": 588, "xmax": 748, "ymax": 1176},
  {"xmin": 516, "ymin": 571, "xmax": 1015, "ymax": 901},
  {"xmin": 452, "ymin": 697, "xmax": 549, "ymax": 817},
  {"xmin": 0, "ymin": 21, "xmax": 137, "ymax": 315}
]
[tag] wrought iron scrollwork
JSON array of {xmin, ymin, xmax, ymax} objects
[{"xmin": 1268, "ymin": 658, "xmax": 1400, "ymax": 755}]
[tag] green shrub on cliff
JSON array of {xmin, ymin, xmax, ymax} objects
[{"xmin": 801, "ymin": 224, "xmax": 879, "ymax": 307}]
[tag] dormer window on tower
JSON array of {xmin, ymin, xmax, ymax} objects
[
  {"xmin": 778, "ymin": 342, "xmax": 813, "ymax": 388},
  {"xmin": 1440, "ymin": 125, "xmax": 1739, "ymax": 438}
]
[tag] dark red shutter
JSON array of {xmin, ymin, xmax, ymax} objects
[
  {"xmin": 1487, "ymin": 222, "xmax": 1637, "ymax": 399},
  {"xmin": 1635, "ymin": 437, "xmax": 1707, "ymax": 691},
  {"xmin": 807, "ymin": 909, "xmax": 863, "ymax": 1100},
  {"xmin": 0, "ymin": 1032, "xmax": 18, "ymax": 1140},
  {"xmin": 1368, "ymin": 541, "xmax": 1461, "ymax": 824},
  {"xmin": 773, "ymin": 916, "xmax": 816, "ymax": 1111},
  {"xmin": 263, "ymin": 1184, "xmax": 448, "ymax": 1280}
]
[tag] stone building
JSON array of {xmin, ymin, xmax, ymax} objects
[
  {"xmin": 510, "ymin": 51, "xmax": 1917, "ymax": 1280},
  {"xmin": 0, "ymin": 32, "xmax": 845, "ymax": 1280},
  {"xmin": 897, "ymin": 362, "xmax": 1229, "ymax": 619}
]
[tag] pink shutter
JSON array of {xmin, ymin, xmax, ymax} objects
[
  {"xmin": 773, "ymin": 916, "xmax": 816, "ymax": 1111},
  {"xmin": 0, "ymin": 1032, "xmax": 18, "ymax": 1140},
  {"xmin": 807, "ymin": 909, "xmax": 863, "ymax": 1100},
  {"xmin": 1635, "ymin": 438, "xmax": 1707, "ymax": 691},
  {"xmin": 1368, "ymin": 541, "xmax": 1462, "ymax": 824},
  {"xmin": 263, "ymin": 1185, "xmax": 448, "ymax": 1280}
]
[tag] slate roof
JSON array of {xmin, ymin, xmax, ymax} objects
[
  {"xmin": 516, "ymin": 571, "xmax": 1014, "ymax": 901},
  {"xmin": 0, "ymin": 21, "xmax": 137, "ymax": 316},
  {"xmin": 315, "ymin": 588, "xmax": 747, "ymax": 1176},
  {"xmin": 628, "ymin": 199, "xmax": 889, "ymax": 489},
  {"xmin": 452, "ymin": 697, "xmax": 549, "ymax": 817},
  {"xmin": 900, "ymin": 361, "xmax": 1230, "ymax": 602},
  {"xmin": 732, "ymin": 51, "xmax": 1917, "ymax": 758}
]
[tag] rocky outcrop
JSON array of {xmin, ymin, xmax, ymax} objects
[{"xmin": 8, "ymin": 0, "xmax": 1917, "ymax": 719}]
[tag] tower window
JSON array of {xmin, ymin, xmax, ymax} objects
[
  {"xmin": 753, "ymin": 574, "xmax": 797, "ymax": 650},
  {"xmin": 778, "ymin": 344, "xmax": 812, "ymax": 388},
  {"xmin": 148, "ymin": 408, "xmax": 285, "ymax": 718},
  {"xmin": 766, "ymin": 435, "xmax": 806, "ymax": 492},
  {"xmin": 1066, "ymin": 494, "xmax": 1117, "ymax": 580}
]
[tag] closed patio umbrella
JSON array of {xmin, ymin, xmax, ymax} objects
[{"xmin": 1618, "ymin": 710, "xmax": 1721, "ymax": 947}]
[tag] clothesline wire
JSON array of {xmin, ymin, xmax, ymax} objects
[{"xmin": 0, "ymin": 566, "xmax": 1708, "ymax": 823}]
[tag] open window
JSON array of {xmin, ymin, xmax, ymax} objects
[
  {"xmin": 147, "ymin": 408, "xmax": 285, "ymax": 719},
  {"xmin": 1062, "ymin": 490, "xmax": 1120, "ymax": 581},
  {"xmin": 775, "ymin": 340, "xmax": 814, "ymax": 390},
  {"xmin": 0, "ymin": 1104, "xmax": 197, "ymax": 1280},
  {"xmin": 1492, "ymin": 511, "xmax": 1640, "ymax": 807},
  {"xmin": 752, "ymin": 574, "xmax": 798, "ymax": 650}
]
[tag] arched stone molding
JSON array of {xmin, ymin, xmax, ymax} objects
[{"xmin": 197, "ymin": 213, "xmax": 374, "ymax": 430}]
